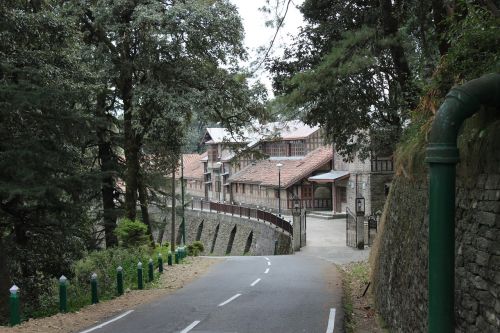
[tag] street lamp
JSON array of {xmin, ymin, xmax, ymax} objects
[
  {"xmin": 216, "ymin": 161, "xmax": 223, "ymax": 202},
  {"xmin": 292, "ymin": 198, "xmax": 302, "ymax": 249},
  {"xmin": 276, "ymin": 163, "xmax": 283, "ymax": 216},
  {"xmin": 355, "ymin": 195, "xmax": 365, "ymax": 216}
]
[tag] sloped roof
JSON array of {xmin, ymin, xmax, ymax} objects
[
  {"xmin": 261, "ymin": 120, "xmax": 319, "ymax": 141},
  {"xmin": 177, "ymin": 152, "xmax": 206, "ymax": 180},
  {"xmin": 228, "ymin": 146, "xmax": 333, "ymax": 188},
  {"xmin": 202, "ymin": 121, "xmax": 320, "ymax": 145},
  {"xmin": 308, "ymin": 170, "xmax": 350, "ymax": 183}
]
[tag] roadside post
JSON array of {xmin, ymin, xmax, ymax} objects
[
  {"xmin": 117, "ymin": 266, "xmax": 124, "ymax": 296},
  {"xmin": 59, "ymin": 275, "xmax": 68, "ymax": 313},
  {"xmin": 168, "ymin": 251, "xmax": 173, "ymax": 266},
  {"xmin": 9, "ymin": 285, "xmax": 20, "ymax": 326},
  {"xmin": 148, "ymin": 258, "xmax": 154, "ymax": 282},
  {"xmin": 91, "ymin": 273, "xmax": 98, "ymax": 304},
  {"xmin": 137, "ymin": 262, "xmax": 144, "ymax": 290},
  {"xmin": 158, "ymin": 253, "xmax": 164, "ymax": 273}
]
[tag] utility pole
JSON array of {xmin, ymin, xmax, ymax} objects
[
  {"xmin": 171, "ymin": 165, "xmax": 176, "ymax": 252},
  {"xmin": 181, "ymin": 154, "xmax": 186, "ymax": 245}
]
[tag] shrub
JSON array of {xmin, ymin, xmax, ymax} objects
[
  {"xmin": 114, "ymin": 219, "xmax": 149, "ymax": 247},
  {"xmin": 187, "ymin": 241, "xmax": 205, "ymax": 256}
]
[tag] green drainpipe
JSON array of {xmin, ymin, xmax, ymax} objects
[{"xmin": 425, "ymin": 73, "xmax": 500, "ymax": 333}]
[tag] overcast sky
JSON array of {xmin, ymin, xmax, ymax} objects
[{"xmin": 229, "ymin": 0, "xmax": 305, "ymax": 97}]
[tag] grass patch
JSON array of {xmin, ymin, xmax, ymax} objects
[{"xmin": 339, "ymin": 261, "xmax": 388, "ymax": 333}]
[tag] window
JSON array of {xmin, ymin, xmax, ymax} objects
[
  {"xmin": 302, "ymin": 186, "xmax": 313, "ymax": 198},
  {"xmin": 242, "ymin": 184, "xmax": 245, "ymax": 194},
  {"xmin": 339, "ymin": 187, "xmax": 347, "ymax": 202},
  {"xmin": 249, "ymin": 184, "xmax": 253, "ymax": 194}
]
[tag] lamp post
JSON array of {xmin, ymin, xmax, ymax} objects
[
  {"xmin": 216, "ymin": 161, "xmax": 223, "ymax": 202},
  {"xmin": 181, "ymin": 154, "xmax": 185, "ymax": 245},
  {"xmin": 292, "ymin": 198, "xmax": 302, "ymax": 251},
  {"xmin": 355, "ymin": 195, "xmax": 366, "ymax": 249},
  {"xmin": 276, "ymin": 163, "xmax": 283, "ymax": 216}
]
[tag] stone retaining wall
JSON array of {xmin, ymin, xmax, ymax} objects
[
  {"xmin": 372, "ymin": 112, "xmax": 500, "ymax": 332},
  {"xmin": 163, "ymin": 210, "xmax": 292, "ymax": 256}
]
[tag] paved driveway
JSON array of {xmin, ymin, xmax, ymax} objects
[{"xmin": 293, "ymin": 215, "xmax": 371, "ymax": 264}]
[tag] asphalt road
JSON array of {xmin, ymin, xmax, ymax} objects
[{"xmin": 78, "ymin": 255, "xmax": 343, "ymax": 333}]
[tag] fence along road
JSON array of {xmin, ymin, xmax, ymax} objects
[
  {"xmin": 77, "ymin": 255, "xmax": 343, "ymax": 333},
  {"xmin": 191, "ymin": 199, "xmax": 293, "ymax": 235}
]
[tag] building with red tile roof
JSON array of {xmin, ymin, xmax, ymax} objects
[{"xmin": 181, "ymin": 120, "xmax": 394, "ymax": 216}]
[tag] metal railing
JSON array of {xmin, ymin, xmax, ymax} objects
[
  {"xmin": 190, "ymin": 199, "xmax": 293, "ymax": 234},
  {"xmin": 287, "ymin": 198, "xmax": 332, "ymax": 209}
]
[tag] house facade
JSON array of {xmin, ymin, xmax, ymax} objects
[{"xmin": 181, "ymin": 121, "xmax": 393, "ymax": 216}]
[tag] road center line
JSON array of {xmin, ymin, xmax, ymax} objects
[
  {"xmin": 267, "ymin": 261, "xmax": 271, "ymax": 266},
  {"xmin": 264, "ymin": 257, "xmax": 270, "ymax": 261},
  {"xmin": 180, "ymin": 320, "xmax": 201, "ymax": 333},
  {"xmin": 326, "ymin": 308, "xmax": 336, "ymax": 333},
  {"xmin": 250, "ymin": 278, "xmax": 261, "ymax": 286},
  {"xmin": 79, "ymin": 310, "xmax": 134, "ymax": 333},
  {"xmin": 264, "ymin": 268, "xmax": 269, "ymax": 274},
  {"xmin": 218, "ymin": 293, "xmax": 241, "ymax": 307}
]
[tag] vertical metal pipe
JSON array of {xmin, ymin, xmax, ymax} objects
[
  {"xmin": 426, "ymin": 73, "xmax": 500, "ymax": 332},
  {"xmin": 428, "ymin": 164, "xmax": 456, "ymax": 332},
  {"xmin": 278, "ymin": 168, "xmax": 281, "ymax": 216}
]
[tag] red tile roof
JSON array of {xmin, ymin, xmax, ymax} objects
[
  {"xmin": 177, "ymin": 152, "xmax": 206, "ymax": 180},
  {"xmin": 228, "ymin": 146, "xmax": 333, "ymax": 188}
]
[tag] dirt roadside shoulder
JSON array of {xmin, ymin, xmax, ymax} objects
[{"xmin": 0, "ymin": 257, "xmax": 223, "ymax": 333}]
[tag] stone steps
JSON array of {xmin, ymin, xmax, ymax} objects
[{"xmin": 307, "ymin": 211, "xmax": 346, "ymax": 220}]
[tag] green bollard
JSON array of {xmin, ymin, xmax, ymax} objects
[
  {"xmin": 59, "ymin": 275, "xmax": 68, "ymax": 313},
  {"xmin": 174, "ymin": 249, "xmax": 179, "ymax": 264},
  {"xmin": 9, "ymin": 285, "xmax": 20, "ymax": 326},
  {"xmin": 116, "ymin": 266, "xmax": 124, "ymax": 296},
  {"xmin": 158, "ymin": 253, "xmax": 164, "ymax": 274},
  {"xmin": 167, "ymin": 251, "xmax": 173, "ymax": 266},
  {"xmin": 91, "ymin": 273, "xmax": 99, "ymax": 304},
  {"xmin": 148, "ymin": 258, "xmax": 154, "ymax": 282},
  {"xmin": 137, "ymin": 262, "xmax": 143, "ymax": 290}
]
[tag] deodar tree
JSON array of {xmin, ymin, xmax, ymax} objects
[
  {"xmin": 269, "ymin": 0, "xmax": 427, "ymax": 160},
  {"xmin": 0, "ymin": 0, "xmax": 97, "ymax": 318},
  {"xmin": 72, "ymin": 0, "xmax": 263, "ymax": 240}
]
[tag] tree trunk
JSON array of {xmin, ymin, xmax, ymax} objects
[
  {"xmin": 379, "ymin": 0, "xmax": 417, "ymax": 108},
  {"xmin": 96, "ymin": 91, "xmax": 118, "ymax": 247},
  {"xmin": 122, "ymin": 65, "xmax": 139, "ymax": 221},
  {"xmin": 431, "ymin": 0, "xmax": 450, "ymax": 56},
  {"xmin": 171, "ymin": 168, "xmax": 176, "ymax": 252},
  {"xmin": 137, "ymin": 173, "xmax": 154, "ymax": 245},
  {"xmin": 0, "ymin": 238, "xmax": 10, "ymax": 321}
]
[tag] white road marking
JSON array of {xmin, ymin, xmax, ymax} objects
[
  {"xmin": 180, "ymin": 320, "xmax": 201, "ymax": 333},
  {"xmin": 264, "ymin": 268, "xmax": 269, "ymax": 274},
  {"xmin": 79, "ymin": 310, "xmax": 134, "ymax": 333},
  {"xmin": 264, "ymin": 257, "xmax": 270, "ymax": 261},
  {"xmin": 218, "ymin": 293, "xmax": 242, "ymax": 307},
  {"xmin": 267, "ymin": 261, "xmax": 271, "ymax": 266},
  {"xmin": 326, "ymin": 308, "xmax": 336, "ymax": 333},
  {"xmin": 250, "ymin": 278, "xmax": 261, "ymax": 286}
]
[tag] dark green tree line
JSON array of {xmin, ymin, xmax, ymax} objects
[
  {"xmin": 0, "ymin": 0, "xmax": 265, "ymax": 320},
  {"xmin": 269, "ymin": 0, "xmax": 499, "ymax": 160}
]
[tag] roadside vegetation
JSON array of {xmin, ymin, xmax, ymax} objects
[{"xmin": 339, "ymin": 261, "xmax": 388, "ymax": 333}]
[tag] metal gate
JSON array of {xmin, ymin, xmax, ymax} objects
[
  {"xmin": 346, "ymin": 208, "xmax": 357, "ymax": 247},
  {"xmin": 366, "ymin": 214, "xmax": 378, "ymax": 246},
  {"xmin": 347, "ymin": 209, "xmax": 379, "ymax": 248}
]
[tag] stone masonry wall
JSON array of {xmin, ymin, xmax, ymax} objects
[
  {"xmin": 372, "ymin": 111, "xmax": 500, "ymax": 332},
  {"xmin": 163, "ymin": 210, "xmax": 292, "ymax": 256}
]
